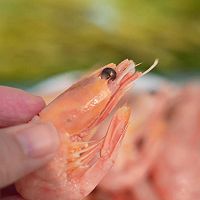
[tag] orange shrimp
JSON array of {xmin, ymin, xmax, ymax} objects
[{"xmin": 15, "ymin": 59, "xmax": 158, "ymax": 200}]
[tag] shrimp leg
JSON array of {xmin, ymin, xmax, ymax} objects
[{"xmin": 68, "ymin": 106, "xmax": 131, "ymax": 200}]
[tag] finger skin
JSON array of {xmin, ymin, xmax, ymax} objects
[
  {"xmin": 0, "ymin": 122, "xmax": 60, "ymax": 188},
  {"xmin": 0, "ymin": 86, "xmax": 45, "ymax": 128}
]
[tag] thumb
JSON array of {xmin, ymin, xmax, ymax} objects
[{"xmin": 0, "ymin": 122, "xmax": 60, "ymax": 188}]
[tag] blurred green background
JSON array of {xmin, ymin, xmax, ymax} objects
[{"xmin": 0, "ymin": 0, "xmax": 199, "ymax": 87}]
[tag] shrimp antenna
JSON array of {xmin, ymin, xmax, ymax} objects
[
  {"xmin": 142, "ymin": 59, "xmax": 159, "ymax": 76},
  {"xmin": 135, "ymin": 62, "xmax": 142, "ymax": 67}
]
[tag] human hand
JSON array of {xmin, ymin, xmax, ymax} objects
[{"xmin": 0, "ymin": 86, "xmax": 60, "ymax": 199}]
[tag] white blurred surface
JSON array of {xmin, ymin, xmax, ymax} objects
[{"xmin": 29, "ymin": 71, "xmax": 170, "ymax": 96}]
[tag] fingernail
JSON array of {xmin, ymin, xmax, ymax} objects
[{"xmin": 15, "ymin": 123, "xmax": 60, "ymax": 157}]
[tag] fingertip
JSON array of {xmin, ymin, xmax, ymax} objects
[
  {"xmin": 23, "ymin": 94, "xmax": 46, "ymax": 117},
  {"xmin": 0, "ymin": 122, "xmax": 60, "ymax": 188},
  {"xmin": 15, "ymin": 122, "xmax": 60, "ymax": 158},
  {"xmin": 0, "ymin": 86, "xmax": 46, "ymax": 127}
]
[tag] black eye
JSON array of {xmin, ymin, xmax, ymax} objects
[{"xmin": 100, "ymin": 68, "xmax": 117, "ymax": 81}]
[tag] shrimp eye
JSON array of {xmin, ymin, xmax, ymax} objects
[{"xmin": 100, "ymin": 68, "xmax": 117, "ymax": 81}]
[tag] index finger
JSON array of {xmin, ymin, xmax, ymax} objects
[{"xmin": 0, "ymin": 86, "xmax": 45, "ymax": 127}]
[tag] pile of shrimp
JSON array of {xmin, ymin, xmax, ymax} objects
[{"xmin": 86, "ymin": 83, "xmax": 200, "ymax": 200}]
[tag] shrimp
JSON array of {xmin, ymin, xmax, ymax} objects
[{"xmin": 15, "ymin": 59, "xmax": 158, "ymax": 200}]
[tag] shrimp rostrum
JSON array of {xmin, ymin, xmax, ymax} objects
[{"xmin": 15, "ymin": 59, "xmax": 158, "ymax": 200}]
